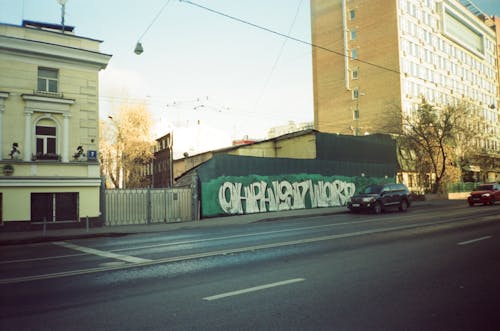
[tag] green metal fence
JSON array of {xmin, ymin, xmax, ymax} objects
[{"xmin": 447, "ymin": 182, "xmax": 475, "ymax": 193}]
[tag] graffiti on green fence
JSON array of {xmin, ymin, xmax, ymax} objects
[{"xmin": 201, "ymin": 174, "xmax": 392, "ymax": 217}]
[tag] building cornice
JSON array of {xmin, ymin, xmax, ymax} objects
[
  {"xmin": 21, "ymin": 94, "xmax": 75, "ymax": 105},
  {"xmin": 0, "ymin": 35, "xmax": 112, "ymax": 69},
  {"xmin": 0, "ymin": 177, "xmax": 101, "ymax": 187}
]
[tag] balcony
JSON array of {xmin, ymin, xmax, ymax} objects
[
  {"xmin": 34, "ymin": 90, "xmax": 64, "ymax": 99},
  {"xmin": 32, "ymin": 153, "xmax": 61, "ymax": 161}
]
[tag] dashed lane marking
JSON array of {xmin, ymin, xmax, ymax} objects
[
  {"xmin": 458, "ymin": 236, "xmax": 492, "ymax": 246},
  {"xmin": 203, "ymin": 278, "xmax": 305, "ymax": 301}
]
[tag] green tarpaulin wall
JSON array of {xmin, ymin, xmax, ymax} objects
[
  {"xmin": 193, "ymin": 133, "xmax": 399, "ymax": 218},
  {"xmin": 315, "ymin": 132, "xmax": 398, "ymax": 164},
  {"xmin": 197, "ymin": 154, "xmax": 396, "ymax": 180}
]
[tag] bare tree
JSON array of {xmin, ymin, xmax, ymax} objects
[
  {"xmin": 381, "ymin": 99, "xmax": 481, "ymax": 193},
  {"xmin": 99, "ymin": 103, "xmax": 155, "ymax": 189},
  {"xmin": 99, "ymin": 119, "xmax": 120, "ymax": 188}
]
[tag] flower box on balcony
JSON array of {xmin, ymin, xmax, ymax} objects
[{"xmin": 34, "ymin": 153, "xmax": 61, "ymax": 161}]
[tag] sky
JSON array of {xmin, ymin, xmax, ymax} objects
[{"xmin": 1, "ymin": 0, "xmax": 500, "ymax": 157}]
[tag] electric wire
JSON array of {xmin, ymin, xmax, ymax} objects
[
  {"xmin": 253, "ymin": 0, "xmax": 304, "ymax": 111},
  {"xmin": 138, "ymin": 0, "xmax": 172, "ymax": 42},
  {"xmin": 179, "ymin": 0, "xmax": 401, "ymax": 75}
]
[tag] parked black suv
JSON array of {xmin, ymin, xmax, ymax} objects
[{"xmin": 347, "ymin": 183, "xmax": 411, "ymax": 214}]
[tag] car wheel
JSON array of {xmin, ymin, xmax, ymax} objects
[
  {"xmin": 399, "ymin": 199, "xmax": 408, "ymax": 212},
  {"xmin": 373, "ymin": 202, "xmax": 383, "ymax": 214}
]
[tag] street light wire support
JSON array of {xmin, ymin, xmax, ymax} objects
[
  {"xmin": 138, "ymin": 0, "xmax": 172, "ymax": 42},
  {"xmin": 179, "ymin": 0, "xmax": 400, "ymax": 75}
]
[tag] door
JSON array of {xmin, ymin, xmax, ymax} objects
[
  {"xmin": 31, "ymin": 193, "xmax": 54, "ymax": 222},
  {"xmin": 31, "ymin": 193, "xmax": 78, "ymax": 222}
]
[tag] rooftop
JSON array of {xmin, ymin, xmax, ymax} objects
[{"xmin": 22, "ymin": 20, "xmax": 74, "ymax": 34}]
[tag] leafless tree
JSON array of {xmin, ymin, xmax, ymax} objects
[
  {"xmin": 99, "ymin": 103, "xmax": 155, "ymax": 189},
  {"xmin": 381, "ymin": 99, "xmax": 481, "ymax": 193}
]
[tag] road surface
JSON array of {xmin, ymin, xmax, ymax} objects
[{"xmin": 1, "ymin": 202, "xmax": 499, "ymax": 330}]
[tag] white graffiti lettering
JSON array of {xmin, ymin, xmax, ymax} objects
[{"xmin": 218, "ymin": 180, "xmax": 356, "ymax": 215}]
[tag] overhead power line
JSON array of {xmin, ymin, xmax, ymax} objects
[
  {"xmin": 179, "ymin": 0, "xmax": 400, "ymax": 75},
  {"xmin": 135, "ymin": 0, "xmax": 172, "ymax": 54},
  {"xmin": 253, "ymin": 0, "xmax": 305, "ymax": 111},
  {"xmin": 138, "ymin": 0, "xmax": 172, "ymax": 42}
]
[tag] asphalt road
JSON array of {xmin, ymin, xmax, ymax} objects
[{"xmin": 1, "ymin": 203, "xmax": 499, "ymax": 330}]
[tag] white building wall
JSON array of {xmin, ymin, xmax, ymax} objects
[{"xmin": 396, "ymin": 0, "xmax": 499, "ymax": 153}]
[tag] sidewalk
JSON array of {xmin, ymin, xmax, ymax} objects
[{"xmin": 0, "ymin": 200, "xmax": 461, "ymax": 246}]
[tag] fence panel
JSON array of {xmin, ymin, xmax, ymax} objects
[
  {"xmin": 105, "ymin": 188, "xmax": 192, "ymax": 226},
  {"xmin": 447, "ymin": 182, "xmax": 475, "ymax": 193}
]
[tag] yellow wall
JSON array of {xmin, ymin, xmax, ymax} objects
[
  {"xmin": 275, "ymin": 134, "xmax": 316, "ymax": 158},
  {"xmin": 227, "ymin": 134, "xmax": 317, "ymax": 159},
  {"xmin": 173, "ymin": 132, "xmax": 317, "ymax": 180},
  {"xmin": 311, "ymin": 0, "xmax": 401, "ymax": 135},
  {"xmin": 228, "ymin": 141, "xmax": 278, "ymax": 157},
  {"xmin": 0, "ymin": 22, "xmax": 110, "ymax": 224},
  {"xmin": 0, "ymin": 162, "xmax": 99, "ymax": 177},
  {"xmin": 0, "ymin": 186, "xmax": 100, "ymax": 222},
  {"xmin": 0, "ymin": 58, "xmax": 100, "ymax": 157}
]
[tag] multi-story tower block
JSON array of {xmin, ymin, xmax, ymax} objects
[{"xmin": 311, "ymin": 0, "xmax": 500, "ymax": 182}]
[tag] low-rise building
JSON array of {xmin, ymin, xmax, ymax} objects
[{"xmin": 0, "ymin": 21, "xmax": 111, "ymax": 228}]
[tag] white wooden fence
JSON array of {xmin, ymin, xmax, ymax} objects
[{"xmin": 105, "ymin": 188, "xmax": 193, "ymax": 226}]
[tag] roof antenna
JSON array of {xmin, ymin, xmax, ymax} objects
[{"xmin": 57, "ymin": 0, "xmax": 67, "ymax": 33}]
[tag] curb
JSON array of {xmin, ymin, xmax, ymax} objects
[
  {"xmin": 0, "ymin": 200, "xmax": 461, "ymax": 246},
  {"xmin": 0, "ymin": 232, "xmax": 133, "ymax": 246}
]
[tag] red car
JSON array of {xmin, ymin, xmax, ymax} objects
[{"xmin": 467, "ymin": 183, "xmax": 500, "ymax": 206}]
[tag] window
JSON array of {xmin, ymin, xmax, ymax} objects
[
  {"xmin": 37, "ymin": 68, "xmax": 58, "ymax": 93},
  {"xmin": 443, "ymin": 8, "xmax": 484, "ymax": 55},
  {"xmin": 352, "ymin": 88, "xmax": 359, "ymax": 99},
  {"xmin": 350, "ymin": 30, "xmax": 357, "ymax": 41},
  {"xmin": 353, "ymin": 109, "xmax": 360, "ymax": 120},
  {"xmin": 349, "ymin": 9, "xmax": 356, "ymax": 20},
  {"xmin": 352, "ymin": 67, "xmax": 359, "ymax": 79},
  {"xmin": 36, "ymin": 124, "xmax": 57, "ymax": 159},
  {"xmin": 351, "ymin": 48, "xmax": 358, "ymax": 60}
]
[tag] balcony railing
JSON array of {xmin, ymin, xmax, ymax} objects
[
  {"xmin": 34, "ymin": 90, "xmax": 64, "ymax": 98},
  {"xmin": 32, "ymin": 153, "xmax": 61, "ymax": 161}
]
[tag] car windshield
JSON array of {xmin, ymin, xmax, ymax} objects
[
  {"xmin": 474, "ymin": 185, "xmax": 493, "ymax": 191},
  {"xmin": 362, "ymin": 185, "xmax": 383, "ymax": 194}
]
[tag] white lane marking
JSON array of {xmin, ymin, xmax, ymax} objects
[
  {"xmin": 110, "ymin": 218, "xmax": 389, "ymax": 253},
  {"xmin": 203, "ymin": 278, "xmax": 305, "ymax": 301},
  {"xmin": 54, "ymin": 242, "xmax": 151, "ymax": 263},
  {"xmin": 1, "ymin": 209, "xmax": 469, "ymax": 264},
  {"xmin": 458, "ymin": 236, "xmax": 492, "ymax": 246},
  {"xmin": 1, "ymin": 220, "xmax": 362, "ymax": 264}
]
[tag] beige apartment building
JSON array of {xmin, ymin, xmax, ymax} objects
[
  {"xmin": 0, "ymin": 21, "xmax": 111, "ymax": 228},
  {"xmin": 311, "ymin": 0, "xmax": 500, "ymax": 182}
]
